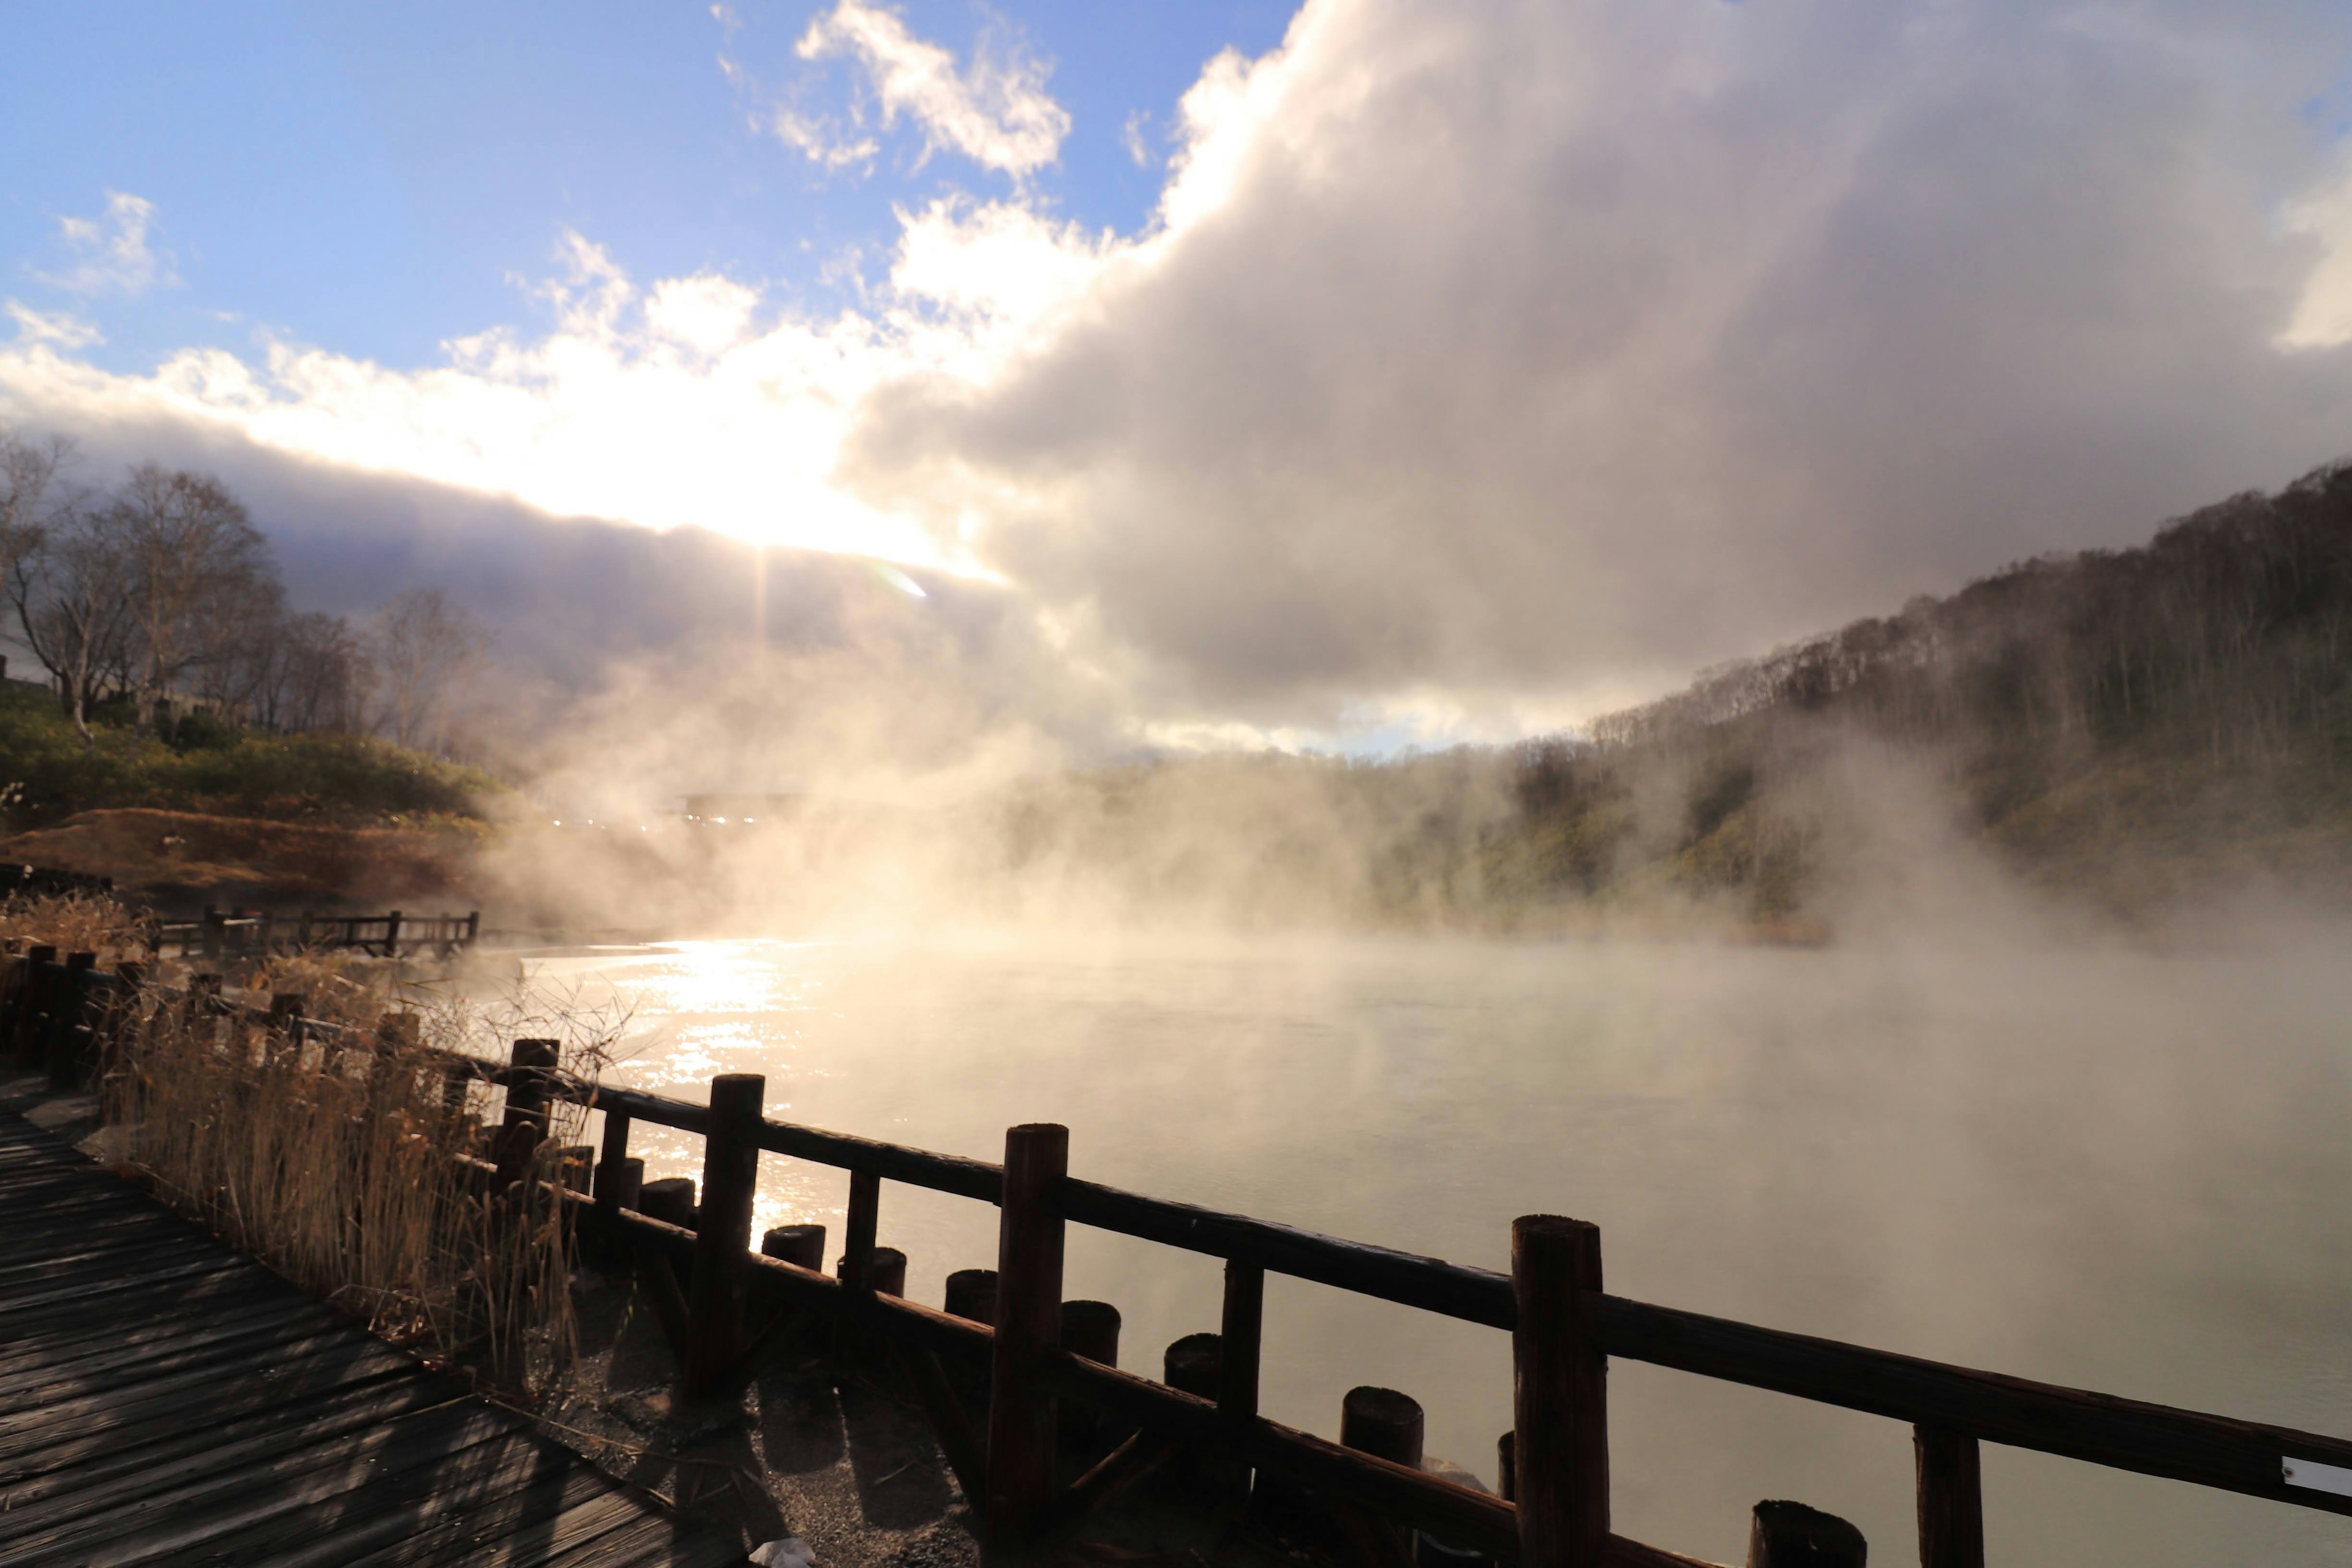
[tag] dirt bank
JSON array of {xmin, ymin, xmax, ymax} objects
[{"xmin": 0, "ymin": 807, "xmax": 483, "ymax": 911}]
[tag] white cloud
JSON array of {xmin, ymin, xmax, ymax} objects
[
  {"xmin": 0, "ymin": 212, "xmax": 1112, "ymax": 574},
  {"xmin": 1121, "ymin": 110, "xmax": 1153, "ymax": 169},
  {"xmin": 37, "ymin": 191, "xmax": 174, "ymax": 296},
  {"xmin": 2281, "ymin": 160, "xmax": 2352, "ymax": 349},
  {"xmin": 767, "ymin": 106, "xmax": 880, "ymax": 172},
  {"xmin": 9, "ymin": 2, "xmax": 2352, "ymax": 743},
  {"xmin": 4, "ymin": 301, "xmax": 102, "ymax": 350},
  {"xmin": 793, "ymin": 0, "xmax": 1069, "ymax": 177}
]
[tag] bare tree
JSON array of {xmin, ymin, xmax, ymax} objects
[
  {"xmin": 374, "ymin": 587, "xmax": 489, "ymax": 753},
  {"xmin": 0, "ymin": 424, "xmax": 76, "ymax": 650},
  {"xmin": 266, "ymin": 612, "xmax": 375, "ymax": 734},
  {"xmin": 112, "ymin": 464, "xmax": 274, "ymax": 729},
  {"xmin": 9, "ymin": 497, "xmax": 135, "ymax": 736}
]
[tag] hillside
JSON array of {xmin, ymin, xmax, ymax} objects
[
  {"xmin": 0, "ymin": 677, "xmax": 497, "ymax": 829},
  {"xmin": 1485, "ymin": 460, "xmax": 2352, "ymax": 923},
  {"xmin": 0, "ymin": 677, "xmax": 499, "ymax": 910}
]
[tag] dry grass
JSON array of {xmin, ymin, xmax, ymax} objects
[
  {"xmin": 6, "ymin": 893, "xmax": 617, "ymax": 1397},
  {"xmin": 0, "ymin": 891, "xmax": 147, "ymax": 966}
]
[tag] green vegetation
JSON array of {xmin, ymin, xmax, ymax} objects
[
  {"xmin": 1485, "ymin": 459, "xmax": 2352, "ymax": 922},
  {"xmin": 0, "ymin": 677, "xmax": 500, "ymax": 829}
]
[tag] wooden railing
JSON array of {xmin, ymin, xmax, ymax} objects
[
  {"xmin": 11, "ymin": 948, "xmax": 2352, "ymax": 1568},
  {"xmin": 0, "ymin": 863, "xmax": 114, "ymax": 899},
  {"xmin": 147, "ymin": 905, "xmax": 480, "ymax": 960}
]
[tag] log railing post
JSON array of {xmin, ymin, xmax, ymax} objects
[
  {"xmin": 49, "ymin": 952, "xmax": 96, "ymax": 1088},
  {"xmin": 1915, "ymin": 1425, "xmax": 1985, "ymax": 1568},
  {"xmin": 594, "ymin": 1106, "xmax": 636, "ymax": 1212},
  {"xmin": 1218, "ymin": 1260, "xmax": 1265, "ymax": 1430},
  {"xmin": 492, "ymin": 1038, "xmax": 559, "ymax": 1186},
  {"xmin": 12, "ymin": 946, "xmax": 55, "ymax": 1065},
  {"xmin": 840, "ymin": 1169, "xmax": 880, "ymax": 1292},
  {"xmin": 1513, "ymin": 1215, "xmax": 1608, "ymax": 1568},
  {"xmin": 685, "ymin": 1072, "xmax": 765, "ymax": 1398},
  {"xmin": 986, "ymin": 1122, "xmax": 1068, "ymax": 1540},
  {"xmin": 382, "ymin": 909, "xmax": 403, "ymax": 959},
  {"xmin": 1748, "ymin": 1501, "xmax": 1865, "ymax": 1567}
]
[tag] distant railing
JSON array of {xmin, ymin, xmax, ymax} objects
[
  {"xmin": 0, "ymin": 864, "xmax": 114, "ymax": 899},
  {"xmin": 147, "ymin": 905, "xmax": 480, "ymax": 960},
  {"xmin": 10, "ymin": 941, "xmax": 2352, "ymax": 1568}
]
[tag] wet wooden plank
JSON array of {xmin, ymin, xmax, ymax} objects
[
  {"xmin": 5, "ymin": 1404, "xmax": 516, "ymax": 1566},
  {"xmin": 333, "ymin": 1460, "xmax": 627, "ymax": 1568},
  {"xmin": 0, "ymin": 1106, "xmax": 741, "ymax": 1567},
  {"xmin": 0, "ymin": 1374, "xmax": 466, "ymax": 1526}
]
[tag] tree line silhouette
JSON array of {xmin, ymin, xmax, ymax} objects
[
  {"xmin": 0, "ymin": 424, "xmax": 488, "ymax": 756},
  {"xmin": 1503, "ymin": 458, "xmax": 2352, "ymax": 912}
]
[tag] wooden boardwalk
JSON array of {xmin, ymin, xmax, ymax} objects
[{"xmin": 0, "ymin": 1109, "xmax": 747, "ymax": 1568}]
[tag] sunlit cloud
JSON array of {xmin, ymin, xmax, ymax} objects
[
  {"xmin": 4, "ymin": 301, "xmax": 101, "ymax": 350},
  {"xmin": 0, "ymin": 202, "xmax": 1121, "ymax": 572},
  {"xmin": 35, "ymin": 191, "xmax": 174, "ymax": 298},
  {"xmin": 2280, "ymin": 159, "xmax": 2352, "ymax": 349},
  {"xmin": 9, "ymin": 2, "xmax": 2352, "ymax": 748},
  {"xmin": 793, "ymin": 0, "xmax": 1069, "ymax": 177}
]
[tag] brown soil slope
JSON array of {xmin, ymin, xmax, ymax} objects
[{"xmin": 0, "ymin": 808, "xmax": 480, "ymax": 910}]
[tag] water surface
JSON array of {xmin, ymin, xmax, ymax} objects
[{"xmin": 526, "ymin": 930, "xmax": 2352, "ymax": 1566}]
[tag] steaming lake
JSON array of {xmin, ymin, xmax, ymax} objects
[{"xmin": 524, "ymin": 930, "xmax": 2352, "ymax": 1566}]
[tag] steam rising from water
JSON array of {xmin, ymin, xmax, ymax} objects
[{"xmin": 532, "ymin": 927, "xmax": 2352, "ymax": 1567}]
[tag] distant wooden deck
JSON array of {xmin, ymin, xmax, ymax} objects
[{"xmin": 0, "ymin": 1109, "xmax": 747, "ymax": 1568}]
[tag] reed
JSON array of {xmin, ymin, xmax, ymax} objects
[{"xmin": 2, "ymin": 894, "xmax": 607, "ymax": 1397}]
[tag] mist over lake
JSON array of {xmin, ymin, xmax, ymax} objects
[{"xmin": 537, "ymin": 925, "xmax": 2352, "ymax": 1567}]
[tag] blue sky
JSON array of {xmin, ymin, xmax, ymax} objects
[{"xmin": 1, "ymin": 1, "xmax": 1294, "ymax": 375}]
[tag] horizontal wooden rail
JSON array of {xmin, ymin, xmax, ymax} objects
[
  {"xmin": 1594, "ymin": 1294, "xmax": 2352, "ymax": 1517},
  {"xmin": 571, "ymin": 1072, "xmax": 2352, "ymax": 1524},
  {"xmin": 755, "ymin": 1118, "xmax": 1003, "ymax": 1202},
  {"xmin": 1060, "ymin": 1178, "xmax": 1515, "ymax": 1327}
]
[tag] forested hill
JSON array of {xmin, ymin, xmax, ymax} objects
[{"xmin": 1496, "ymin": 460, "xmax": 2352, "ymax": 921}]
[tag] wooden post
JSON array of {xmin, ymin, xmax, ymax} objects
[
  {"xmin": 1340, "ymin": 1387, "xmax": 1425, "ymax": 1568},
  {"xmin": 49, "ymin": 953, "xmax": 96, "ymax": 1087},
  {"xmin": 493, "ymin": 1038, "xmax": 559, "ymax": 1187},
  {"xmin": 1218, "ymin": 1260, "xmax": 1264, "ymax": 1428},
  {"xmin": 1061, "ymin": 1300, "xmax": 1121, "ymax": 1367},
  {"xmin": 761, "ymin": 1223, "xmax": 826, "ymax": 1270},
  {"xmin": 12, "ymin": 946, "xmax": 55, "ymax": 1065},
  {"xmin": 1341, "ymin": 1387, "xmax": 1425, "ymax": 1468},
  {"xmin": 640, "ymin": 1176, "xmax": 696, "ymax": 1228},
  {"xmin": 1060, "ymin": 1298, "xmax": 1123, "ymax": 1452},
  {"xmin": 1163, "ymin": 1332, "xmax": 1222, "ymax": 1397},
  {"xmin": 986, "ymin": 1122, "xmax": 1068, "ymax": 1541},
  {"xmin": 466, "ymin": 910, "xmax": 481, "ymax": 946},
  {"xmin": 1513, "ymin": 1215, "xmax": 1608, "ymax": 1568},
  {"xmin": 603, "ymin": 1157, "xmax": 644, "ymax": 1211},
  {"xmin": 1915, "ymin": 1426, "xmax": 1984, "ymax": 1568},
  {"xmin": 1747, "ymin": 1501, "xmax": 1865, "ymax": 1567},
  {"xmin": 383, "ymin": 909, "xmax": 403, "ymax": 959},
  {"xmin": 840, "ymin": 1169, "xmax": 880, "ymax": 1291},
  {"xmin": 200, "ymin": 907, "xmax": 221, "ymax": 962},
  {"xmin": 685, "ymin": 1072, "xmax": 765, "ymax": 1398},
  {"xmin": 945, "ymin": 1267, "xmax": 1000, "ymax": 1324},
  {"xmin": 594, "ymin": 1109, "xmax": 635, "ymax": 1212}
]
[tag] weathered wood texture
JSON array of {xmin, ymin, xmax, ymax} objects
[
  {"xmin": 0, "ymin": 1109, "xmax": 745, "ymax": 1568},
  {"xmin": 985, "ymin": 1121, "xmax": 1069, "ymax": 1540},
  {"xmin": 1515, "ymin": 1215, "xmax": 1608, "ymax": 1568},
  {"xmin": 1915, "ymin": 1425, "xmax": 1985, "ymax": 1568}
]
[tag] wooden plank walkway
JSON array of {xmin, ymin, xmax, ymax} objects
[{"xmin": 0, "ymin": 1109, "xmax": 748, "ymax": 1568}]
